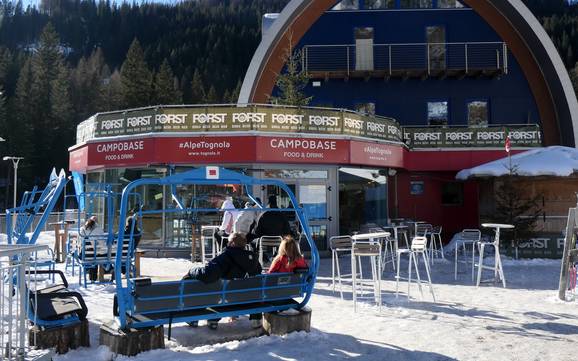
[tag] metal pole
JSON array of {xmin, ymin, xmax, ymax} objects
[{"xmin": 13, "ymin": 159, "xmax": 18, "ymax": 208}]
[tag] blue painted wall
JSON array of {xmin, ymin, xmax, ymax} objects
[{"xmin": 291, "ymin": 8, "xmax": 540, "ymax": 127}]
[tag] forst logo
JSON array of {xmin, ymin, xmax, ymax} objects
[
  {"xmin": 232, "ymin": 113, "xmax": 266, "ymax": 123},
  {"xmin": 191, "ymin": 113, "xmax": 226, "ymax": 124},
  {"xmin": 156, "ymin": 114, "xmax": 187, "ymax": 125},
  {"xmin": 272, "ymin": 114, "xmax": 304, "ymax": 125},
  {"xmin": 344, "ymin": 117, "xmax": 364, "ymax": 130},
  {"xmin": 127, "ymin": 115, "xmax": 152, "ymax": 127},
  {"xmin": 101, "ymin": 118, "xmax": 124, "ymax": 130},
  {"xmin": 308, "ymin": 115, "xmax": 339, "ymax": 127}
]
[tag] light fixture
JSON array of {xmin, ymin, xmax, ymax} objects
[{"xmin": 388, "ymin": 169, "xmax": 397, "ymax": 177}]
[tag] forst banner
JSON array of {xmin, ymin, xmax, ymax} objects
[
  {"xmin": 84, "ymin": 106, "xmax": 403, "ymax": 143},
  {"xmin": 403, "ymin": 126, "xmax": 542, "ymax": 148}
]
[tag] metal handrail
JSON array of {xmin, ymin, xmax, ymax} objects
[{"xmin": 303, "ymin": 41, "xmax": 508, "ymax": 75}]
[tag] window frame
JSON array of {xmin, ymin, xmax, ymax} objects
[
  {"xmin": 466, "ymin": 98, "xmax": 490, "ymax": 127},
  {"xmin": 426, "ymin": 99, "xmax": 450, "ymax": 126}
]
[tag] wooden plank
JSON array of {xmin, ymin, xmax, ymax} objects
[{"xmin": 558, "ymin": 207, "xmax": 577, "ymax": 300}]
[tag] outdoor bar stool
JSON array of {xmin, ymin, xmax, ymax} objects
[
  {"xmin": 395, "ymin": 236, "xmax": 436, "ymax": 302},
  {"xmin": 258, "ymin": 235, "xmax": 283, "ymax": 267},
  {"xmin": 396, "ymin": 226, "xmax": 410, "ymax": 249},
  {"xmin": 369, "ymin": 227, "xmax": 396, "ymax": 273},
  {"xmin": 454, "ymin": 229, "xmax": 481, "ymax": 281},
  {"xmin": 329, "ymin": 235, "xmax": 361, "ymax": 299},
  {"xmin": 476, "ymin": 224, "xmax": 512, "ymax": 288},
  {"xmin": 429, "ymin": 226, "xmax": 445, "ymax": 264},
  {"xmin": 351, "ymin": 241, "xmax": 382, "ymax": 312}
]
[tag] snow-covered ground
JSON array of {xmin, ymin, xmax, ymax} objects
[{"xmin": 7, "ymin": 232, "xmax": 578, "ymax": 360}]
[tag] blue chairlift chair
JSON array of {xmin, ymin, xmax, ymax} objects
[
  {"xmin": 113, "ymin": 167, "xmax": 319, "ymax": 334},
  {"xmin": 5, "ymin": 170, "xmax": 68, "ymax": 281},
  {"xmin": 66, "ymin": 185, "xmax": 142, "ymax": 287},
  {"xmin": 26, "ymin": 269, "xmax": 88, "ymax": 329}
]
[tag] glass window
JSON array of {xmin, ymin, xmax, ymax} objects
[
  {"xmin": 442, "ymin": 182, "xmax": 463, "ymax": 205},
  {"xmin": 438, "ymin": 0, "xmax": 464, "ymax": 8},
  {"xmin": 299, "ymin": 185, "xmax": 327, "ymax": 221},
  {"xmin": 262, "ymin": 169, "xmax": 328, "ymax": 179},
  {"xmin": 355, "ymin": 103, "xmax": 376, "ymax": 116},
  {"xmin": 400, "ymin": 0, "xmax": 433, "ymax": 8},
  {"xmin": 467, "ymin": 100, "xmax": 489, "ymax": 127},
  {"xmin": 339, "ymin": 167, "xmax": 387, "ymax": 235},
  {"xmin": 332, "ymin": 0, "xmax": 359, "ymax": 10},
  {"xmin": 365, "ymin": 0, "xmax": 395, "ymax": 9},
  {"xmin": 427, "ymin": 101, "xmax": 448, "ymax": 126}
]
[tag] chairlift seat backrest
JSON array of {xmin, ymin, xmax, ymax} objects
[{"xmin": 263, "ymin": 273, "xmax": 304, "ymax": 299}]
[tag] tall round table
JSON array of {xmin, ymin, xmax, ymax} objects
[{"xmin": 479, "ymin": 223, "xmax": 514, "ymax": 288}]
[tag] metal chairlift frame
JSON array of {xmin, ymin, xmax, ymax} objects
[{"xmin": 114, "ymin": 166, "xmax": 319, "ymax": 329}]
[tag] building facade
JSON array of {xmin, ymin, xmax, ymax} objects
[
  {"xmin": 69, "ymin": 0, "xmax": 577, "ymax": 251},
  {"xmin": 238, "ymin": 0, "xmax": 578, "ymax": 240}
]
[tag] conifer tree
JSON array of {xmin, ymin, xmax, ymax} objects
[
  {"xmin": 205, "ymin": 85, "xmax": 219, "ymax": 104},
  {"xmin": 11, "ymin": 59, "xmax": 34, "ymax": 181},
  {"xmin": 120, "ymin": 38, "xmax": 153, "ymax": 108},
  {"xmin": 101, "ymin": 70, "xmax": 124, "ymax": 111},
  {"xmin": 269, "ymin": 37, "xmax": 312, "ymax": 106},
  {"xmin": 71, "ymin": 48, "xmax": 106, "ymax": 120},
  {"xmin": 190, "ymin": 69, "xmax": 206, "ymax": 104},
  {"xmin": 30, "ymin": 23, "xmax": 67, "ymax": 173},
  {"xmin": 153, "ymin": 59, "xmax": 182, "ymax": 105}
]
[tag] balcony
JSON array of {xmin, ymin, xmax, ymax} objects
[{"xmin": 302, "ymin": 42, "xmax": 508, "ymax": 80}]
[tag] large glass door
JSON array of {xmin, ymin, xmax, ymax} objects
[{"xmin": 256, "ymin": 167, "xmax": 337, "ymax": 251}]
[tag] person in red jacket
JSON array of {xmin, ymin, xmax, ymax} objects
[{"xmin": 268, "ymin": 236, "xmax": 308, "ymax": 273}]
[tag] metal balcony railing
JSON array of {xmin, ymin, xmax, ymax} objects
[{"xmin": 302, "ymin": 42, "xmax": 508, "ymax": 78}]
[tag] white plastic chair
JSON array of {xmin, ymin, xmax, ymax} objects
[
  {"xmin": 454, "ymin": 229, "xmax": 481, "ymax": 281},
  {"xmin": 396, "ymin": 236, "xmax": 435, "ymax": 302},
  {"xmin": 351, "ymin": 241, "xmax": 382, "ymax": 312}
]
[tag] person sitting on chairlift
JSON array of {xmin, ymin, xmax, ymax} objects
[
  {"xmin": 183, "ymin": 232, "xmax": 263, "ymax": 330},
  {"xmin": 213, "ymin": 197, "xmax": 238, "ymax": 250},
  {"xmin": 268, "ymin": 236, "xmax": 308, "ymax": 274},
  {"xmin": 79, "ymin": 215, "xmax": 105, "ymax": 281}
]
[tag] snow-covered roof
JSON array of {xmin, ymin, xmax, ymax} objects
[{"xmin": 456, "ymin": 146, "xmax": 578, "ymax": 180}]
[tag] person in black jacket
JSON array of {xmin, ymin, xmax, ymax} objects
[
  {"xmin": 248, "ymin": 195, "xmax": 292, "ymax": 254},
  {"xmin": 183, "ymin": 232, "xmax": 262, "ymax": 329}
]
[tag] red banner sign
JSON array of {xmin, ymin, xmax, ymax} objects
[
  {"xmin": 154, "ymin": 137, "xmax": 256, "ymax": 164},
  {"xmin": 255, "ymin": 136, "xmax": 349, "ymax": 164},
  {"xmin": 87, "ymin": 138, "xmax": 154, "ymax": 167},
  {"xmin": 70, "ymin": 135, "xmax": 408, "ymax": 171},
  {"xmin": 69, "ymin": 146, "xmax": 88, "ymax": 172},
  {"xmin": 349, "ymin": 141, "xmax": 404, "ymax": 167}
]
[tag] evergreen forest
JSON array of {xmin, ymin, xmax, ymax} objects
[{"xmin": 0, "ymin": 0, "xmax": 575, "ymax": 206}]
